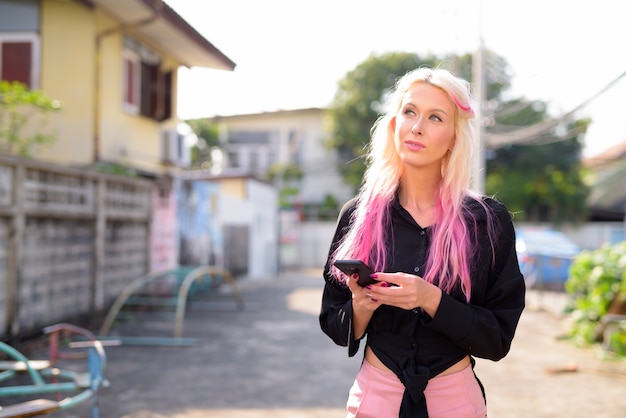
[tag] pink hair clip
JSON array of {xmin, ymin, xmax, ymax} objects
[{"xmin": 450, "ymin": 93, "xmax": 474, "ymax": 116}]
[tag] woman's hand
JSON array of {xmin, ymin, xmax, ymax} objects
[
  {"xmin": 347, "ymin": 273, "xmax": 381, "ymax": 312},
  {"xmin": 366, "ymin": 272, "xmax": 442, "ymax": 317},
  {"xmin": 346, "ymin": 273, "xmax": 379, "ymax": 340}
]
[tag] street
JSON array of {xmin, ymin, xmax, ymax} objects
[{"xmin": 19, "ymin": 270, "xmax": 626, "ymax": 417}]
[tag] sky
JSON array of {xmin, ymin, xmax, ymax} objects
[{"xmin": 166, "ymin": 0, "xmax": 626, "ymax": 157}]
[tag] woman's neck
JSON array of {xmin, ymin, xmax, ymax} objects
[{"xmin": 398, "ymin": 169, "xmax": 442, "ymax": 227}]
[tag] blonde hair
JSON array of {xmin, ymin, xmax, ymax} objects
[{"xmin": 332, "ymin": 67, "xmax": 492, "ymax": 301}]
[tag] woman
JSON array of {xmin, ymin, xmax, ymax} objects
[{"xmin": 319, "ymin": 67, "xmax": 525, "ymax": 418}]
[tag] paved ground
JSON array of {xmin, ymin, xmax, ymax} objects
[{"xmin": 5, "ymin": 269, "xmax": 626, "ymax": 417}]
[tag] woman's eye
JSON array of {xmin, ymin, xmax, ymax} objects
[
  {"xmin": 430, "ymin": 114, "xmax": 442, "ymax": 122},
  {"xmin": 404, "ymin": 109, "xmax": 415, "ymax": 116}
]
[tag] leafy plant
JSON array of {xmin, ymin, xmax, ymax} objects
[
  {"xmin": 265, "ymin": 162, "xmax": 303, "ymax": 209},
  {"xmin": 327, "ymin": 51, "xmax": 589, "ymax": 222},
  {"xmin": 266, "ymin": 162, "xmax": 303, "ymax": 182},
  {"xmin": 0, "ymin": 80, "xmax": 61, "ymax": 156},
  {"xmin": 186, "ymin": 118, "xmax": 220, "ymax": 169},
  {"xmin": 565, "ymin": 241, "xmax": 626, "ymax": 355},
  {"xmin": 326, "ymin": 51, "xmax": 441, "ymax": 191},
  {"xmin": 91, "ymin": 161, "xmax": 139, "ymax": 178}
]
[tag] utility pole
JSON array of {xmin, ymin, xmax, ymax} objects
[{"xmin": 472, "ymin": 0, "xmax": 486, "ymax": 194}]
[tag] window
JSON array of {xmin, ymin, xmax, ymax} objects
[
  {"xmin": 0, "ymin": 33, "xmax": 40, "ymax": 88},
  {"xmin": 249, "ymin": 150, "xmax": 259, "ymax": 173},
  {"xmin": 227, "ymin": 151, "xmax": 239, "ymax": 168},
  {"xmin": 122, "ymin": 37, "xmax": 172, "ymax": 121},
  {"xmin": 288, "ymin": 130, "xmax": 302, "ymax": 165},
  {"xmin": 122, "ymin": 49, "xmax": 140, "ymax": 113}
]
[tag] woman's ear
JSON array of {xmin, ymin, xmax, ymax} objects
[{"xmin": 390, "ymin": 116, "xmax": 396, "ymax": 131}]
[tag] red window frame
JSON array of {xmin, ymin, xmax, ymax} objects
[
  {"xmin": 122, "ymin": 47, "xmax": 172, "ymax": 121},
  {"xmin": 0, "ymin": 34, "xmax": 39, "ymax": 88},
  {"xmin": 122, "ymin": 49, "xmax": 140, "ymax": 113}
]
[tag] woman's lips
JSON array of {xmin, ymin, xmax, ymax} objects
[{"xmin": 405, "ymin": 140, "xmax": 425, "ymax": 151}]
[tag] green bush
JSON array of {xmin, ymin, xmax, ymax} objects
[
  {"xmin": 0, "ymin": 80, "xmax": 61, "ymax": 156},
  {"xmin": 565, "ymin": 241, "xmax": 626, "ymax": 355}
]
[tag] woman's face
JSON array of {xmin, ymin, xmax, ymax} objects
[{"xmin": 392, "ymin": 82, "xmax": 456, "ymax": 172}]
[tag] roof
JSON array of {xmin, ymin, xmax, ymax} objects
[
  {"xmin": 87, "ymin": 0, "xmax": 236, "ymax": 70},
  {"xmin": 582, "ymin": 140, "xmax": 626, "ymax": 219},
  {"xmin": 179, "ymin": 167, "xmax": 271, "ymax": 184},
  {"xmin": 583, "ymin": 139, "xmax": 626, "ymax": 169},
  {"xmin": 207, "ymin": 107, "xmax": 326, "ymax": 121}
]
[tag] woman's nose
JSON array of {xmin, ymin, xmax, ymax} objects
[{"xmin": 411, "ymin": 120, "xmax": 422, "ymax": 135}]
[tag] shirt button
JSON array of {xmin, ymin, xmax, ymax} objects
[
  {"xmin": 412, "ymin": 308, "xmax": 419, "ymax": 314},
  {"xmin": 413, "ymin": 266, "xmax": 420, "ymax": 273},
  {"xmin": 420, "ymin": 230, "xmax": 425, "ymax": 236}
]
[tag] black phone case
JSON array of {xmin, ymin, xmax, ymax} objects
[{"xmin": 333, "ymin": 259, "xmax": 377, "ymax": 287}]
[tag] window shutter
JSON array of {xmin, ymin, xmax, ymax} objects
[
  {"xmin": 161, "ymin": 70, "xmax": 172, "ymax": 121},
  {"xmin": 1, "ymin": 41, "xmax": 32, "ymax": 87}
]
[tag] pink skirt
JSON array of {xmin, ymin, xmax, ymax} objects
[{"xmin": 346, "ymin": 359, "xmax": 487, "ymax": 418}]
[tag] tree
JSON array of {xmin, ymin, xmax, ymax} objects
[
  {"xmin": 325, "ymin": 52, "xmax": 441, "ymax": 190},
  {"xmin": 485, "ymin": 101, "xmax": 590, "ymax": 223},
  {"xmin": 186, "ymin": 118, "xmax": 220, "ymax": 169},
  {"xmin": 327, "ymin": 51, "xmax": 590, "ymax": 224},
  {"xmin": 267, "ymin": 162, "xmax": 303, "ymax": 209},
  {"xmin": 326, "ymin": 51, "xmax": 512, "ymax": 192},
  {"xmin": 0, "ymin": 80, "xmax": 61, "ymax": 156}
]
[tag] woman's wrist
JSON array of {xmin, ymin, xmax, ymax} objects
[{"xmin": 419, "ymin": 283, "xmax": 442, "ymax": 317}]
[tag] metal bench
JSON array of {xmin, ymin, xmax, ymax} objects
[
  {"xmin": 0, "ymin": 335, "xmax": 109, "ymax": 418},
  {"xmin": 0, "ymin": 398, "xmax": 60, "ymax": 417}
]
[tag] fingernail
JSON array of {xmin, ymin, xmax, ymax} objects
[
  {"xmin": 365, "ymin": 285, "xmax": 372, "ymax": 290},
  {"xmin": 380, "ymin": 282, "xmax": 388, "ymax": 287},
  {"xmin": 370, "ymin": 274, "xmax": 378, "ymax": 279}
]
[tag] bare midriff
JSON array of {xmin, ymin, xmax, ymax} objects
[{"xmin": 365, "ymin": 346, "xmax": 471, "ymax": 377}]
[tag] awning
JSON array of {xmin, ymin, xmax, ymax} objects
[{"xmin": 87, "ymin": 0, "xmax": 236, "ymax": 71}]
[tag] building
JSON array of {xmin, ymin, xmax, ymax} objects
[
  {"xmin": 210, "ymin": 107, "xmax": 353, "ymax": 219},
  {"xmin": 584, "ymin": 140, "xmax": 626, "ymax": 222},
  {"xmin": 0, "ymin": 0, "xmax": 235, "ymax": 174},
  {"xmin": 206, "ymin": 107, "xmax": 354, "ymax": 270},
  {"xmin": 1, "ymin": 0, "xmax": 239, "ymax": 272},
  {"xmin": 178, "ymin": 169, "xmax": 278, "ymax": 279}
]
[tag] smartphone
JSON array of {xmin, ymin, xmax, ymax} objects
[{"xmin": 333, "ymin": 259, "xmax": 378, "ymax": 287}]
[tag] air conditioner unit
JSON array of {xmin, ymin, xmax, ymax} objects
[{"xmin": 161, "ymin": 128, "xmax": 191, "ymax": 168}]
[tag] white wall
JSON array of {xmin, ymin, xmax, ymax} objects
[
  {"xmin": 219, "ymin": 179, "xmax": 278, "ymax": 279},
  {"xmin": 297, "ymin": 221, "xmax": 337, "ymax": 269},
  {"xmin": 519, "ymin": 222, "xmax": 626, "ymax": 251},
  {"xmin": 215, "ymin": 109, "xmax": 353, "ymax": 207},
  {"xmin": 247, "ymin": 180, "xmax": 279, "ymax": 278},
  {"xmin": 292, "ymin": 220, "xmax": 626, "ymax": 270}
]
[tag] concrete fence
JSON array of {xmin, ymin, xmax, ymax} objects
[{"xmin": 0, "ymin": 154, "xmax": 153, "ymax": 338}]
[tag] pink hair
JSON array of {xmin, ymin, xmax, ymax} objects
[
  {"xmin": 331, "ymin": 67, "xmax": 495, "ymax": 302},
  {"xmin": 450, "ymin": 92, "xmax": 474, "ymax": 116}
]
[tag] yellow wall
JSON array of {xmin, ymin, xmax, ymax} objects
[
  {"xmin": 220, "ymin": 178, "xmax": 248, "ymax": 199},
  {"xmin": 38, "ymin": 0, "xmax": 95, "ymax": 164},
  {"xmin": 37, "ymin": 0, "xmax": 181, "ymax": 173},
  {"xmin": 97, "ymin": 9, "xmax": 181, "ymax": 173}
]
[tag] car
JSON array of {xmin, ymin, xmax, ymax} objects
[{"xmin": 515, "ymin": 227, "xmax": 581, "ymax": 291}]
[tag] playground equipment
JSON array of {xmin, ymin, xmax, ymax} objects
[
  {"xmin": 99, "ymin": 265, "xmax": 244, "ymax": 345},
  {"xmin": 0, "ymin": 324, "xmax": 110, "ymax": 418}
]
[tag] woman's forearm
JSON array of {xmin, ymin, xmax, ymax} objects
[{"xmin": 352, "ymin": 304, "xmax": 374, "ymax": 340}]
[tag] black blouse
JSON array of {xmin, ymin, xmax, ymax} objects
[{"xmin": 319, "ymin": 195, "xmax": 526, "ymax": 417}]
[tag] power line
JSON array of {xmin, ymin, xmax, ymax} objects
[{"xmin": 484, "ymin": 69, "xmax": 626, "ymax": 148}]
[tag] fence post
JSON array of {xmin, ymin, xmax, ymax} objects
[
  {"xmin": 93, "ymin": 177, "xmax": 106, "ymax": 312},
  {"xmin": 7, "ymin": 163, "xmax": 25, "ymax": 336}
]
